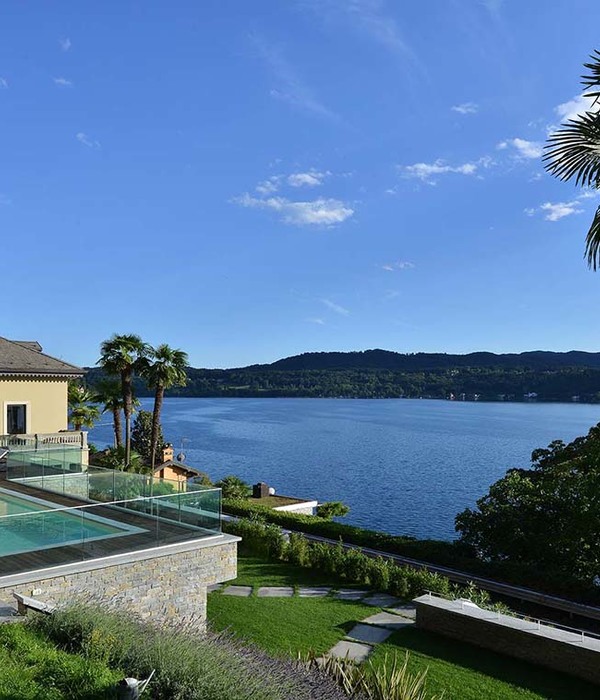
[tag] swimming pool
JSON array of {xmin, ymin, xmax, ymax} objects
[{"xmin": 0, "ymin": 488, "xmax": 146, "ymax": 557}]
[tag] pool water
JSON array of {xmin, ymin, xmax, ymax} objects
[{"xmin": 0, "ymin": 489, "xmax": 144, "ymax": 557}]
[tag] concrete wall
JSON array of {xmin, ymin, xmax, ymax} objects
[
  {"xmin": 0, "ymin": 377, "xmax": 68, "ymax": 434},
  {"xmin": 0, "ymin": 535, "xmax": 239, "ymax": 630},
  {"xmin": 415, "ymin": 594, "xmax": 600, "ymax": 686}
]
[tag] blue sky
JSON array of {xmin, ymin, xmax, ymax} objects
[{"xmin": 2, "ymin": 0, "xmax": 600, "ymax": 368}]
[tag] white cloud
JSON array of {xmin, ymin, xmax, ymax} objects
[
  {"xmin": 540, "ymin": 201, "xmax": 583, "ymax": 221},
  {"xmin": 235, "ymin": 193, "xmax": 354, "ymax": 226},
  {"xmin": 53, "ymin": 77, "xmax": 72, "ymax": 87},
  {"xmin": 496, "ymin": 138, "xmax": 542, "ymax": 160},
  {"xmin": 554, "ymin": 93, "xmax": 599, "ymax": 124},
  {"xmin": 382, "ymin": 260, "xmax": 415, "ymax": 271},
  {"xmin": 287, "ymin": 171, "xmax": 329, "ymax": 187},
  {"xmin": 0, "ymin": 77, "xmax": 8, "ymax": 89},
  {"xmin": 76, "ymin": 132, "xmax": 101, "ymax": 149},
  {"xmin": 256, "ymin": 176, "xmax": 282, "ymax": 195},
  {"xmin": 525, "ymin": 191, "xmax": 598, "ymax": 222},
  {"xmin": 451, "ymin": 102, "xmax": 478, "ymax": 115},
  {"xmin": 59, "ymin": 37, "xmax": 71, "ymax": 52},
  {"xmin": 306, "ymin": 317, "xmax": 326, "ymax": 325},
  {"xmin": 401, "ymin": 159, "xmax": 479, "ymax": 184},
  {"xmin": 321, "ymin": 298, "xmax": 350, "ymax": 316}
]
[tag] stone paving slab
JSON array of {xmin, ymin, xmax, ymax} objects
[
  {"xmin": 298, "ymin": 587, "xmax": 331, "ymax": 597},
  {"xmin": 362, "ymin": 611, "xmax": 414, "ymax": 630},
  {"xmin": 346, "ymin": 623, "xmax": 393, "ymax": 644},
  {"xmin": 222, "ymin": 585, "xmax": 252, "ymax": 597},
  {"xmin": 363, "ymin": 593, "xmax": 400, "ymax": 608},
  {"xmin": 334, "ymin": 589, "xmax": 369, "ymax": 601},
  {"xmin": 390, "ymin": 604, "xmax": 416, "ymax": 620},
  {"xmin": 257, "ymin": 587, "xmax": 294, "ymax": 597},
  {"xmin": 207, "ymin": 583, "xmax": 223, "ymax": 593},
  {"xmin": 327, "ymin": 639, "xmax": 372, "ymax": 663}
]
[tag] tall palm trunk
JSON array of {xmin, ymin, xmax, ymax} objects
[
  {"xmin": 122, "ymin": 369, "xmax": 133, "ymax": 467},
  {"xmin": 112, "ymin": 406, "xmax": 123, "ymax": 448},
  {"xmin": 150, "ymin": 383, "xmax": 164, "ymax": 470}
]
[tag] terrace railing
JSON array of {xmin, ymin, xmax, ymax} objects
[
  {"xmin": 0, "ymin": 488, "xmax": 222, "ymax": 578},
  {"xmin": 0, "ymin": 432, "xmax": 88, "ymax": 450}
]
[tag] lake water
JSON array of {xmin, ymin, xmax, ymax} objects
[{"xmin": 88, "ymin": 398, "xmax": 600, "ymax": 541}]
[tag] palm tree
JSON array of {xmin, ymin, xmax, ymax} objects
[
  {"xmin": 92, "ymin": 378, "xmax": 140, "ymax": 449},
  {"xmin": 544, "ymin": 50, "xmax": 600, "ymax": 268},
  {"xmin": 143, "ymin": 344, "xmax": 188, "ymax": 470},
  {"xmin": 98, "ymin": 334, "xmax": 149, "ymax": 467},
  {"xmin": 68, "ymin": 383, "xmax": 100, "ymax": 432}
]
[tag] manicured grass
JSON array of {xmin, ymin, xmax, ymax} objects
[
  {"xmin": 210, "ymin": 556, "xmax": 600, "ymax": 700},
  {"xmin": 209, "ymin": 595, "xmax": 375, "ymax": 657},
  {"xmin": 370, "ymin": 626, "xmax": 598, "ymax": 700},
  {"xmin": 231, "ymin": 555, "xmax": 361, "ymax": 589}
]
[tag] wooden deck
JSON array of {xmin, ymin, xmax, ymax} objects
[{"xmin": 0, "ymin": 479, "xmax": 218, "ymax": 578}]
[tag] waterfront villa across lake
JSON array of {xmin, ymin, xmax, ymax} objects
[{"xmin": 0, "ymin": 337, "xmax": 238, "ymax": 629}]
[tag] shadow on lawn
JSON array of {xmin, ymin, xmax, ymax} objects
[{"xmin": 381, "ymin": 627, "xmax": 598, "ymax": 700}]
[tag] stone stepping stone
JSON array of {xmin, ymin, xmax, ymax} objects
[
  {"xmin": 257, "ymin": 587, "xmax": 294, "ymax": 597},
  {"xmin": 327, "ymin": 639, "xmax": 372, "ymax": 663},
  {"xmin": 390, "ymin": 604, "xmax": 416, "ymax": 620},
  {"xmin": 298, "ymin": 587, "xmax": 331, "ymax": 597},
  {"xmin": 207, "ymin": 583, "xmax": 223, "ymax": 593},
  {"xmin": 334, "ymin": 589, "xmax": 368, "ymax": 601},
  {"xmin": 362, "ymin": 611, "xmax": 414, "ymax": 630},
  {"xmin": 222, "ymin": 585, "xmax": 252, "ymax": 597},
  {"xmin": 363, "ymin": 593, "xmax": 400, "ymax": 608},
  {"xmin": 346, "ymin": 623, "xmax": 392, "ymax": 644}
]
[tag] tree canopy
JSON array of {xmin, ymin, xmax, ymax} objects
[{"xmin": 455, "ymin": 424, "xmax": 600, "ymax": 584}]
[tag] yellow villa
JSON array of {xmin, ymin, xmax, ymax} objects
[{"xmin": 0, "ymin": 336, "xmax": 83, "ymax": 436}]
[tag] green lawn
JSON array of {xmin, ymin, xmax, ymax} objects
[
  {"xmin": 209, "ymin": 555, "xmax": 599, "ymax": 700},
  {"xmin": 371, "ymin": 627, "xmax": 598, "ymax": 700}
]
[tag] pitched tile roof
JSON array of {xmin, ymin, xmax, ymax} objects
[{"xmin": 0, "ymin": 337, "xmax": 83, "ymax": 377}]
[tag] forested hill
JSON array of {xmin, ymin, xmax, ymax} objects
[
  {"xmin": 84, "ymin": 349, "xmax": 600, "ymax": 402},
  {"xmin": 252, "ymin": 349, "xmax": 600, "ymax": 372}
]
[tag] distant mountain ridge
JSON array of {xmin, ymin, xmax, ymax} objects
[
  {"xmin": 84, "ymin": 348, "xmax": 600, "ymax": 402},
  {"xmin": 244, "ymin": 349, "xmax": 600, "ymax": 372}
]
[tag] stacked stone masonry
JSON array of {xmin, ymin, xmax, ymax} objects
[{"xmin": 0, "ymin": 537, "xmax": 238, "ymax": 631}]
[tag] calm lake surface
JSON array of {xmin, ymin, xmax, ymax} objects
[{"xmin": 88, "ymin": 398, "xmax": 600, "ymax": 541}]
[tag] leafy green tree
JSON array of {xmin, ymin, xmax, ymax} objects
[
  {"xmin": 544, "ymin": 50, "xmax": 600, "ymax": 268},
  {"xmin": 455, "ymin": 425, "xmax": 600, "ymax": 584},
  {"xmin": 216, "ymin": 475, "xmax": 250, "ymax": 499},
  {"xmin": 93, "ymin": 446, "xmax": 145, "ymax": 473},
  {"xmin": 98, "ymin": 334, "xmax": 150, "ymax": 467},
  {"xmin": 316, "ymin": 501, "xmax": 350, "ymax": 519},
  {"xmin": 142, "ymin": 343, "xmax": 188, "ymax": 470},
  {"xmin": 131, "ymin": 410, "xmax": 165, "ymax": 467},
  {"xmin": 68, "ymin": 382, "xmax": 100, "ymax": 431}
]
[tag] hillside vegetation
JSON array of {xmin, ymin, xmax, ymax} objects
[{"xmin": 85, "ymin": 349, "xmax": 600, "ymax": 402}]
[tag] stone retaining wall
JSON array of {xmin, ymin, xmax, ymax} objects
[
  {"xmin": 414, "ymin": 594, "xmax": 600, "ymax": 685},
  {"xmin": 0, "ymin": 535, "xmax": 238, "ymax": 630}
]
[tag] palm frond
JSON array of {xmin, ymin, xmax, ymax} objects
[
  {"xmin": 584, "ymin": 205, "xmax": 600, "ymax": 270},
  {"xmin": 582, "ymin": 50, "xmax": 600, "ymax": 91},
  {"xmin": 543, "ymin": 110, "xmax": 600, "ymax": 186}
]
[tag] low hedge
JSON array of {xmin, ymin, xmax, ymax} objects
[
  {"xmin": 223, "ymin": 498, "xmax": 598, "ymax": 602},
  {"xmin": 224, "ymin": 517, "xmax": 499, "ymax": 608}
]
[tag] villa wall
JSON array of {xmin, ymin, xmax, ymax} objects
[
  {"xmin": 0, "ymin": 377, "xmax": 68, "ymax": 434},
  {"xmin": 0, "ymin": 535, "xmax": 238, "ymax": 630}
]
